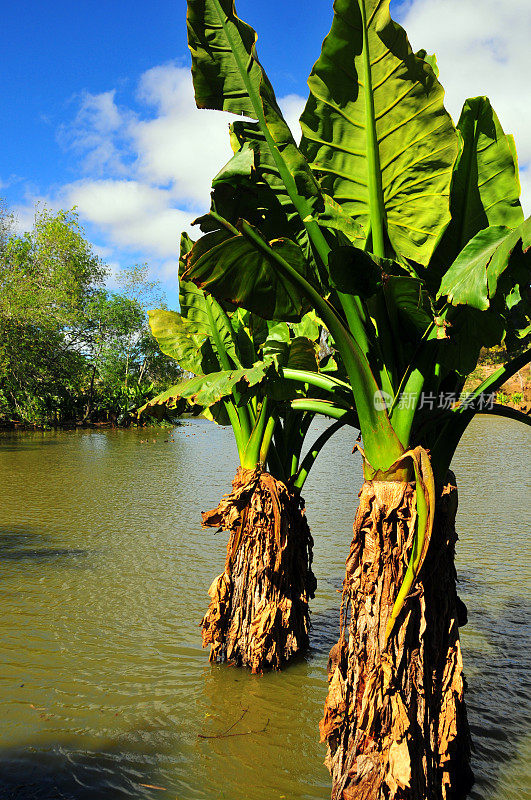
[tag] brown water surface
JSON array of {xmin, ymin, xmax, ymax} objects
[{"xmin": 0, "ymin": 416, "xmax": 529, "ymax": 799}]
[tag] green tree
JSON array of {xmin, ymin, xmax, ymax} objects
[
  {"xmin": 0, "ymin": 205, "xmax": 105, "ymax": 424},
  {"xmin": 0, "ymin": 205, "xmax": 181, "ymax": 426}
]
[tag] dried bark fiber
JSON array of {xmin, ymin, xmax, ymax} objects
[
  {"xmin": 322, "ymin": 472, "xmax": 473, "ymax": 800},
  {"xmin": 200, "ymin": 466, "xmax": 316, "ymax": 672}
]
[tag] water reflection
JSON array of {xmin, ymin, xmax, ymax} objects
[
  {"xmin": 0, "ymin": 529, "xmax": 90, "ymax": 565},
  {"xmin": 0, "ymin": 731, "xmax": 167, "ymax": 799},
  {"xmin": 464, "ymin": 597, "xmax": 531, "ymax": 800}
]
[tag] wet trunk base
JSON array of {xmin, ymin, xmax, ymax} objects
[
  {"xmin": 321, "ymin": 473, "xmax": 473, "ymax": 799},
  {"xmin": 200, "ymin": 467, "xmax": 316, "ymax": 673}
]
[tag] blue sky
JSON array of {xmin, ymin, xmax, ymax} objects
[{"xmin": 1, "ymin": 0, "xmax": 530, "ymax": 310}]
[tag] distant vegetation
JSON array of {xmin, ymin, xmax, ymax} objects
[{"xmin": 0, "ymin": 203, "xmax": 182, "ymax": 427}]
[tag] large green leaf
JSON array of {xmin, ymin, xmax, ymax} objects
[
  {"xmin": 196, "ymin": 136, "xmax": 303, "ymax": 250},
  {"xmin": 148, "ymin": 309, "xmax": 210, "ymax": 375},
  {"xmin": 179, "ymin": 278, "xmax": 242, "ymax": 367},
  {"xmin": 433, "ymin": 96, "xmax": 524, "ymax": 266},
  {"xmin": 299, "ymin": 0, "xmax": 458, "ymax": 263},
  {"xmin": 141, "ymin": 363, "xmax": 271, "ymax": 411},
  {"xmin": 187, "ymin": 0, "xmax": 321, "ymax": 217},
  {"xmin": 438, "ymin": 307, "xmax": 505, "ymax": 377},
  {"xmin": 286, "ymin": 337, "xmax": 320, "ymax": 372},
  {"xmin": 291, "ymin": 310, "xmax": 321, "ymax": 342},
  {"xmin": 177, "ymin": 233, "xmax": 242, "ymax": 368},
  {"xmin": 385, "ymin": 276, "xmax": 433, "ymax": 337},
  {"xmin": 183, "ymin": 226, "xmax": 312, "ymax": 321},
  {"xmin": 438, "ymin": 219, "xmax": 531, "ymax": 311},
  {"xmin": 229, "ymin": 121, "xmax": 313, "ymax": 245}
]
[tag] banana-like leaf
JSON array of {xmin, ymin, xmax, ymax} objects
[
  {"xmin": 438, "ymin": 306, "xmax": 505, "ymax": 378},
  {"xmin": 183, "ymin": 226, "xmax": 312, "ymax": 321},
  {"xmin": 203, "ymin": 400, "xmax": 232, "ymax": 426},
  {"xmin": 148, "ymin": 309, "xmax": 211, "ymax": 375},
  {"xmin": 433, "ymin": 96, "xmax": 524, "ymax": 266},
  {"xmin": 385, "ymin": 276, "xmax": 433, "ymax": 337},
  {"xmin": 260, "ymin": 321, "xmax": 291, "ymax": 365},
  {"xmin": 266, "ymin": 338, "xmax": 321, "ymax": 402},
  {"xmin": 184, "ymin": 216, "xmax": 405, "ymax": 467},
  {"xmin": 229, "ymin": 121, "xmax": 313, "ymax": 244},
  {"xmin": 291, "ymin": 310, "xmax": 321, "ymax": 341},
  {"xmin": 287, "ymin": 337, "xmax": 320, "ymax": 372},
  {"xmin": 187, "ymin": 0, "xmax": 321, "ymax": 216},
  {"xmin": 179, "ymin": 278, "xmax": 242, "ymax": 367},
  {"xmin": 212, "ymin": 141, "xmax": 255, "ymax": 186},
  {"xmin": 140, "ymin": 363, "xmax": 271, "ymax": 411},
  {"xmin": 300, "ymin": 0, "xmax": 458, "ymax": 263},
  {"xmin": 416, "ymin": 49, "xmax": 439, "ymax": 77},
  {"xmin": 197, "ymin": 136, "xmax": 303, "ymax": 251},
  {"xmin": 178, "ymin": 233, "xmax": 242, "ymax": 368},
  {"xmin": 438, "ymin": 218, "xmax": 531, "ymax": 311},
  {"xmin": 317, "ymin": 194, "xmax": 364, "ymax": 245}
]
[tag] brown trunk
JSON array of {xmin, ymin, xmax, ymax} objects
[
  {"xmin": 200, "ymin": 466, "xmax": 316, "ymax": 673},
  {"xmin": 321, "ymin": 472, "xmax": 473, "ymax": 799}
]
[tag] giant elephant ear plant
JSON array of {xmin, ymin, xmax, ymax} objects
[
  {"xmin": 182, "ymin": 0, "xmax": 530, "ymax": 797},
  {"xmin": 140, "ymin": 230, "xmax": 357, "ymax": 672}
]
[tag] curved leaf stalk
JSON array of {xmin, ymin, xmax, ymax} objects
[
  {"xmin": 259, "ymin": 414, "xmax": 277, "ymax": 465},
  {"xmin": 282, "ymin": 367, "xmax": 354, "ymax": 406},
  {"xmin": 242, "ymin": 396, "xmax": 270, "ymax": 468},
  {"xmin": 480, "ymin": 403, "xmax": 531, "ymax": 427},
  {"xmin": 223, "ymin": 399, "xmax": 247, "ymax": 461},
  {"xmin": 389, "ymin": 367, "xmax": 425, "ymax": 447},
  {"xmin": 359, "ymin": 0, "xmax": 386, "ymax": 257},
  {"xmin": 456, "ymin": 346, "xmax": 530, "ymax": 411},
  {"xmin": 291, "ymin": 398, "xmax": 357, "ymax": 422},
  {"xmin": 336, "ymin": 292, "xmax": 375, "ymax": 372},
  {"xmin": 204, "ymin": 292, "xmax": 253, "ymax": 442},
  {"xmin": 293, "ymin": 416, "xmax": 353, "ymax": 490},
  {"xmin": 236, "ymin": 219, "xmax": 404, "ymax": 469},
  {"xmin": 390, "ymin": 338, "xmax": 439, "ymax": 447},
  {"xmin": 381, "ymin": 446, "xmax": 435, "ymax": 644},
  {"xmin": 389, "ymin": 316, "xmax": 439, "ymax": 415},
  {"xmin": 266, "ymin": 439, "xmax": 289, "ymax": 483},
  {"xmin": 368, "ymin": 292, "xmax": 399, "ymax": 397},
  {"xmin": 430, "ymin": 347, "xmax": 531, "ymax": 478},
  {"xmin": 281, "ymin": 410, "xmax": 314, "ymax": 477}
]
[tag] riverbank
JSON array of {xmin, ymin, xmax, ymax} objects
[{"xmin": 465, "ymin": 361, "xmax": 530, "ymax": 412}]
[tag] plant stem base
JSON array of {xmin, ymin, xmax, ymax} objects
[
  {"xmin": 200, "ymin": 467, "xmax": 316, "ymax": 673},
  {"xmin": 322, "ymin": 473, "xmax": 473, "ymax": 799}
]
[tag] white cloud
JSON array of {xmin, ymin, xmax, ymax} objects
[
  {"xmin": 11, "ymin": 204, "xmax": 35, "ymax": 234},
  {"xmin": 397, "ymin": 0, "xmax": 531, "ymax": 214},
  {"xmin": 279, "ymin": 94, "xmax": 306, "ymax": 144},
  {"xmin": 130, "ymin": 65, "xmax": 235, "ymax": 204},
  {"xmin": 63, "ymin": 179, "xmax": 195, "ymax": 258},
  {"xmin": 53, "ymin": 63, "xmax": 306, "ymax": 279},
  {"xmin": 60, "ymin": 90, "xmax": 132, "ymax": 177}
]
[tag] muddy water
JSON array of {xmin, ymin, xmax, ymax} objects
[{"xmin": 0, "ymin": 416, "xmax": 529, "ymax": 799}]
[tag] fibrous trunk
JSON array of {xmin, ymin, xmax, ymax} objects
[
  {"xmin": 321, "ymin": 472, "xmax": 473, "ymax": 799},
  {"xmin": 200, "ymin": 466, "xmax": 316, "ymax": 673}
]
